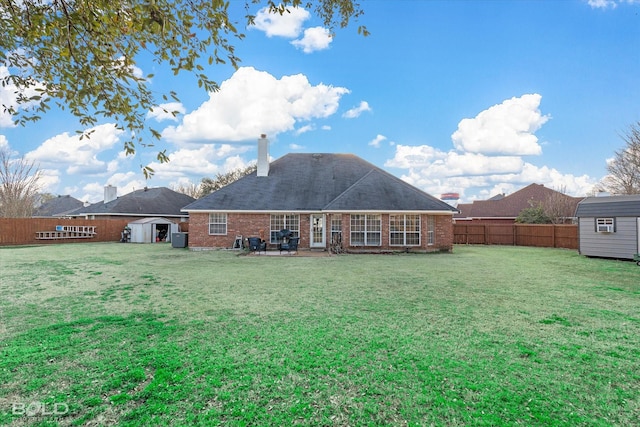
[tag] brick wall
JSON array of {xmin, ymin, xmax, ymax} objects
[
  {"xmin": 434, "ymin": 214, "xmax": 454, "ymax": 251},
  {"xmin": 188, "ymin": 212, "xmax": 455, "ymax": 252}
]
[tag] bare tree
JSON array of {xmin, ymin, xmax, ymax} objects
[
  {"xmin": 599, "ymin": 121, "xmax": 640, "ymax": 195},
  {"xmin": 199, "ymin": 164, "xmax": 257, "ymax": 197},
  {"xmin": 541, "ymin": 185, "xmax": 580, "ymax": 224},
  {"xmin": 171, "ymin": 182, "xmax": 200, "ymax": 199},
  {"xmin": 0, "ymin": 147, "xmax": 42, "ymax": 217}
]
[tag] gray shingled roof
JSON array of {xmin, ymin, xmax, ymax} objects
[
  {"xmin": 575, "ymin": 195, "xmax": 640, "ymax": 217},
  {"xmin": 33, "ymin": 195, "xmax": 84, "ymax": 217},
  {"xmin": 183, "ymin": 153, "xmax": 457, "ymax": 213},
  {"xmin": 71, "ymin": 187, "xmax": 195, "ymax": 217}
]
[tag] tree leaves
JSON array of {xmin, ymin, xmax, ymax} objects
[{"xmin": 0, "ymin": 0, "xmax": 365, "ymax": 178}]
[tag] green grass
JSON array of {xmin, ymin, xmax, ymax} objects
[{"xmin": 1, "ymin": 243, "xmax": 639, "ymax": 426}]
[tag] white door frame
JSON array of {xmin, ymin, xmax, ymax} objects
[{"xmin": 310, "ymin": 214, "xmax": 326, "ymax": 248}]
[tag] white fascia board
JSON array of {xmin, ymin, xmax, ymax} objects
[
  {"xmin": 185, "ymin": 209, "xmax": 455, "ymax": 215},
  {"xmin": 320, "ymin": 210, "xmax": 455, "ymax": 215}
]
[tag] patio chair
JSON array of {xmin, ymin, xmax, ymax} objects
[
  {"xmin": 279, "ymin": 237, "xmax": 299, "ymax": 254},
  {"xmin": 247, "ymin": 237, "xmax": 266, "ymax": 254},
  {"xmin": 278, "ymin": 229, "xmax": 292, "ymax": 241}
]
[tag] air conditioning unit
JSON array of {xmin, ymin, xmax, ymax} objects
[{"xmin": 597, "ymin": 224, "xmax": 614, "ymax": 233}]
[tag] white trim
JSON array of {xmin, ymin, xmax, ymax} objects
[
  {"xmin": 77, "ymin": 213, "xmax": 187, "ymax": 218},
  {"xmin": 184, "ymin": 209, "xmax": 455, "ymax": 215}
]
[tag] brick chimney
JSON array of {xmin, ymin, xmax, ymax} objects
[{"xmin": 257, "ymin": 134, "xmax": 269, "ymax": 177}]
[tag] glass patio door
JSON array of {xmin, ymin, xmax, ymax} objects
[{"xmin": 310, "ymin": 214, "xmax": 325, "ymax": 248}]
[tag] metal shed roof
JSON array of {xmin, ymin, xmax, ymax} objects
[
  {"xmin": 575, "ymin": 195, "xmax": 640, "ymax": 217},
  {"xmin": 127, "ymin": 217, "xmax": 175, "ymax": 225}
]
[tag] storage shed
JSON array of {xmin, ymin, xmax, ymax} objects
[
  {"xmin": 575, "ymin": 195, "xmax": 640, "ymax": 260},
  {"xmin": 127, "ymin": 217, "xmax": 179, "ymax": 243}
]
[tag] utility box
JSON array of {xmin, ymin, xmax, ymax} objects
[{"xmin": 172, "ymin": 232, "xmax": 188, "ymax": 248}]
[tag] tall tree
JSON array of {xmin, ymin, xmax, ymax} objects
[
  {"xmin": 0, "ymin": 147, "xmax": 42, "ymax": 217},
  {"xmin": 0, "ymin": 0, "xmax": 367, "ymax": 177},
  {"xmin": 599, "ymin": 121, "xmax": 640, "ymax": 195},
  {"xmin": 515, "ymin": 202, "xmax": 552, "ymax": 224},
  {"xmin": 540, "ymin": 185, "xmax": 579, "ymax": 224},
  {"xmin": 199, "ymin": 164, "xmax": 257, "ymax": 197},
  {"xmin": 170, "ymin": 182, "xmax": 200, "ymax": 199}
]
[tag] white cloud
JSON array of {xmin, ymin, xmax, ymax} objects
[
  {"xmin": 385, "ymin": 94, "xmax": 597, "ymax": 202},
  {"xmin": 37, "ymin": 169, "xmax": 61, "ymax": 194},
  {"xmin": 368, "ymin": 134, "xmax": 387, "ymax": 148},
  {"xmin": 295, "ymin": 124, "xmax": 314, "ymax": 135},
  {"xmin": 587, "ymin": 0, "xmax": 640, "ymax": 9},
  {"xmin": 25, "ymin": 123, "xmax": 123, "ymax": 175},
  {"xmin": 387, "ymin": 142, "xmax": 597, "ymax": 201},
  {"xmin": 343, "ymin": 101, "xmax": 372, "ymax": 119},
  {"xmin": 145, "ymin": 144, "xmax": 252, "ymax": 180},
  {"xmin": 162, "ymin": 67, "xmax": 349, "ymax": 143},
  {"xmin": 291, "ymin": 26, "xmax": 333, "ymax": 53},
  {"xmin": 0, "ymin": 135, "xmax": 8, "ymax": 149},
  {"xmin": 252, "ymin": 6, "xmax": 310, "ymax": 37},
  {"xmin": 115, "ymin": 56, "xmax": 145, "ymax": 80},
  {"xmin": 79, "ymin": 172, "xmax": 148, "ymax": 202},
  {"xmin": 147, "ymin": 102, "xmax": 186, "ymax": 122},
  {"xmin": 451, "ymin": 93, "xmax": 549, "ymax": 156},
  {"xmin": 0, "ymin": 66, "xmax": 46, "ymax": 128},
  {"xmin": 386, "ymin": 145, "xmax": 524, "ymax": 177},
  {"xmin": 588, "ymin": 0, "xmax": 617, "ymax": 8}
]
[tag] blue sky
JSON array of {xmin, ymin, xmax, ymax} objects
[{"xmin": 1, "ymin": 0, "xmax": 639, "ymax": 203}]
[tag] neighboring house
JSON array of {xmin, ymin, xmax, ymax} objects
[
  {"xmin": 575, "ymin": 195, "xmax": 640, "ymax": 260},
  {"xmin": 33, "ymin": 195, "xmax": 84, "ymax": 217},
  {"xmin": 182, "ymin": 137, "xmax": 458, "ymax": 252},
  {"xmin": 69, "ymin": 186, "xmax": 193, "ymax": 223},
  {"xmin": 455, "ymin": 183, "xmax": 583, "ymax": 223}
]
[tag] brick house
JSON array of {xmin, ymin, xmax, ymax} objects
[
  {"xmin": 70, "ymin": 186, "xmax": 193, "ymax": 223},
  {"xmin": 182, "ymin": 136, "xmax": 458, "ymax": 253},
  {"xmin": 455, "ymin": 183, "xmax": 583, "ymax": 224}
]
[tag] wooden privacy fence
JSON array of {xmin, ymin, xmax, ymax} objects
[
  {"xmin": 0, "ymin": 218, "xmax": 132, "ymax": 246},
  {"xmin": 454, "ymin": 223, "xmax": 578, "ymax": 249}
]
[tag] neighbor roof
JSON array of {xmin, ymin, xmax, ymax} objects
[
  {"xmin": 33, "ymin": 195, "xmax": 84, "ymax": 217},
  {"xmin": 183, "ymin": 153, "xmax": 457, "ymax": 213},
  {"xmin": 575, "ymin": 194, "xmax": 640, "ymax": 217},
  {"xmin": 456, "ymin": 183, "xmax": 583, "ymax": 219},
  {"xmin": 70, "ymin": 187, "xmax": 195, "ymax": 217}
]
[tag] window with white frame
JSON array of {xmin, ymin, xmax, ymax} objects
[
  {"xmin": 427, "ymin": 216, "xmax": 435, "ymax": 245},
  {"xmin": 596, "ymin": 217, "xmax": 615, "ymax": 233},
  {"xmin": 208, "ymin": 213, "xmax": 227, "ymax": 235},
  {"xmin": 350, "ymin": 214, "xmax": 381, "ymax": 246},
  {"xmin": 390, "ymin": 214, "xmax": 421, "ymax": 246},
  {"xmin": 270, "ymin": 214, "xmax": 300, "ymax": 243},
  {"xmin": 331, "ymin": 215, "xmax": 342, "ymax": 246}
]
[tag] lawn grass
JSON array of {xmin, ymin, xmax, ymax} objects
[{"xmin": 0, "ymin": 243, "xmax": 639, "ymax": 426}]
